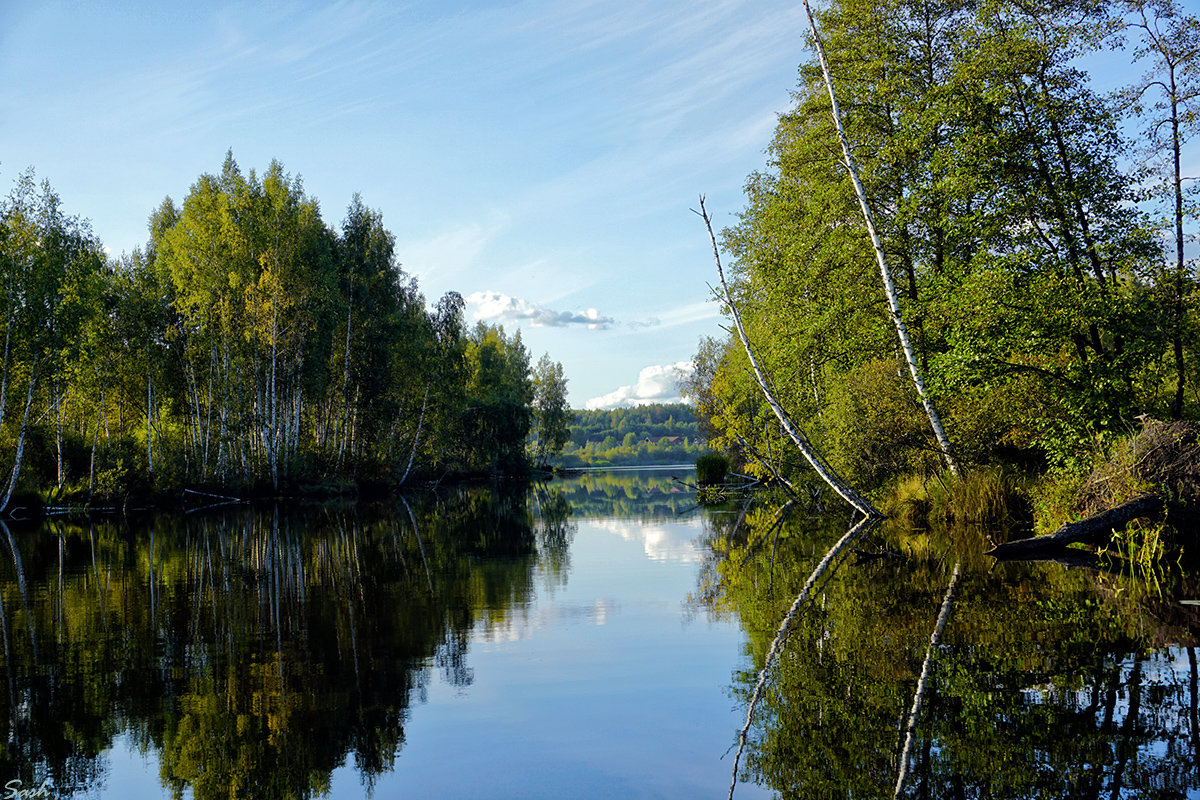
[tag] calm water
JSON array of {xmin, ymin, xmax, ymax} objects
[{"xmin": 0, "ymin": 470, "xmax": 1199, "ymax": 798}]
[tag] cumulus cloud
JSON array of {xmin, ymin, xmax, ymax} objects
[
  {"xmin": 584, "ymin": 361, "xmax": 695, "ymax": 410},
  {"xmin": 466, "ymin": 290, "xmax": 613, "ymax": 330}
]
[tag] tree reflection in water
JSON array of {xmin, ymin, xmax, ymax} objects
[
  {"xmin": 706, "ymin": 500, "xmax": 1200, "ymax": 799},
  {"xmin": 4, "ymin": 471, "xmax": 1198, "ymax": 798},
  {"xmin": 0, "ymin": 483, "xmax": 570, "ymax": 799}
]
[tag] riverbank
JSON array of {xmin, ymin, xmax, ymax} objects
[{"xmin": 879, "ymin": 418, "xmax": 1199, "ymax": 558}]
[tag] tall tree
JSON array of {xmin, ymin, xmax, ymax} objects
[
  {"xmin": 1122, "ymin": 0, "xmax": 1200, "ymax": 419},
  {"xmin": 802, "ymin": 0, "xmax": 960, "ymax": 475},
  {"xmin": 0, "ymin": 171, "xmax": 104, "ymax": 510},
  {"xmin": 462, "ymin": 323, "xmax": 533, "ymax": 474},
  {"xmin": 531, "ymin": 354, "xmax": 570, "ymax": 465},
  {"xmin": 697, "ymin": 0, "xmax": 1162, "ymax": 486}
]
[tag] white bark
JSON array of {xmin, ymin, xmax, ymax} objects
[
  {"xmin": 802, "ymin": 0, "xmax": 960, "ymax": 476},
  {"xmin": 893, "ymin": 561, "xmax": 960, "ymax": 798},
  {"xmin": 699, "ymin": 198, "xmax": 880, "ymax": 517},
  {"xmin": 728, "ymin": 514, "xmax": 881, "ymax": 800},
  {"xmin": 0, "ymin": 353, "xmax": 40, "ymax": 513},
  {"xmin": 89, "ymin": 386, "xmax": 105, "ymax": 496},
  {"xmin": 146, "ymin": 370, "xmax": 154, "ymax": 479},
  {"xmin": 398, "ymin": 387, "xmax": 429, "ymax": 487}
]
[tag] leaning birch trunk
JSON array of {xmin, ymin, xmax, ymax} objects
[
  {"xmin": 398, "ymin": 387, "xmax": 430, "ymax": 488},
  {"xmin": 0, "ymin": 353, "xmax": 40, "ymax": 514},
  {"xmin": 699, "ymin": 198, "xmax": 880, "ymax": 518},
  {"xmin": 802, "ymin": 0, "xmax": 960, "ymax": 476}
]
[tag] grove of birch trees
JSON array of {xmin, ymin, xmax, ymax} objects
[
  {"xmin": 0, "ymin": 153, "xmax": 563, "ymax": 510},
  {"xmin": 692, "ymin": 0, "xmax": 1200, "ymax": 492}
]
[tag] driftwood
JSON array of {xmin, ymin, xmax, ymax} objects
[{"xmin": 986, "ymin": 494, "xmax": 1164, "ymax": 559}]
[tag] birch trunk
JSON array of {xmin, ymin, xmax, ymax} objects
[
  {"xmin": 802, "ymin": 0, "xmax": 960, "ymax": 476},
  {"xmin": 699, "ymin": 198, "xmax": 880, "ymax": 517},
  {"xmin": 89, "ymin": 386, "xmax": 105, "ymax": 496},
  {"xmin": 268, "ymin": 296, "xmax": 279, "ymax": 490},
  {"xmin": 0, "ymin": 353, "xmax": 40, "ymax": 513},
  {"xmin": 146, "ymin": 370, "xmax": 154, "ymax": 479},
  {"xmin": 54, "ymin": 378, "xmax": 64, "ymax": 489},
  {"xmin": 338, "ymin": 283, "xmax": 354, "ymax": 463},
  {"xmin": 398, "ymin": 387, "xmax": 429, "ymax": 487}
]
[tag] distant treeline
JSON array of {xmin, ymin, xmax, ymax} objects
[
  {"xmin": 555, "ymin": 404, "xmax": 705, "ymax": 467},
  {"xmin": 0, "ymin": 153, "xmax": 569, "ymax": 510}
]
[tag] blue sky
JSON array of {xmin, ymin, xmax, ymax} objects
[{"xmin": 0, "ymin": 0, "xmax": 811, "ymax": 408}]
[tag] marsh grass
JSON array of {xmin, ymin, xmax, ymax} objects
[
  {"xmin": 884, "ymin": 465, "xmax": 1030, "ymax": 527},
  {"xmin": 1097, "ymin": 520, "xmax": 1175, "ymax": 599},
  {"xmin": 696, "ymin": 452, "xmax": 730, "ymax": 486}
]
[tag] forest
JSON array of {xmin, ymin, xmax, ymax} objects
[
  {"xmin": 688, "ymin": 0, "xmax": 1200, "ymax": 525},
  {"xmin": 555, "ymin": 403, "xmax": 706, "ymax": 467},
  {"xmin": 0, "ymin": 153, "xmax": 571, "ymax": 513}
]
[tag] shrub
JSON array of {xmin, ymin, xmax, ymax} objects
[
  {"xmin": 696, "ymin": 452, "xmax": 730, "ymax": 485},
  {"xmin": 822, "ymin": 359, "xmax": 931, "ymax": 489}
]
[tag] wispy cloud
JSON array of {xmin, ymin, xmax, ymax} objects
[
  {"xmin": 585, "ymin": 361, "xmax": 695, "ymax": 409},
  {"xmin": 649, "ymin": 300, "xmax": 721, "ymax": 329},
  {"xmin": 467, "ymin": 290, "xmax": 614, "ymax": 330},
  {"xmin": 398, "ymin": 218, "xmax": 508, "ymax": 289}
]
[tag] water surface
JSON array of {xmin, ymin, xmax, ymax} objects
[
  {"xmin": 0, "ymin": 470, "xmax": 768, "ymax": 799},
  {"xmin": 2, "ymin": 471, "xmax": 1199, "ymax": 799}
]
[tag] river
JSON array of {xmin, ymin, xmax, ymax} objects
[{"xmin": 0, "ymin": 469, "xmax": 1197, "ymax": 798}]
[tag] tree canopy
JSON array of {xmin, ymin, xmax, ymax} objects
[
  {"xmin": 692, "ymin": 0, "xmax": 1197, "ymax": 491},
  {"xmin": 0, "ymin": 154, "xmax": 569, "ymax": 509}
]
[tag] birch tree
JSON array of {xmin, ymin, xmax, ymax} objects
[
  {"xmin": 802, "ymin": 0, "xmax": 960, "ymax": 476},
  {"xmin": 0, "ymin": 171, "xmax": 104, "ymax": 511},
  {"xmin": 1122, "ymin": 0, "xmax": 1200, "ymax": 420},
  {"xmin": 696, "ymin": 0, "xmax": 1163, "ymax": 484}
]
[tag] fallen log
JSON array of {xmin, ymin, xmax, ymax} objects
[{"xmin": 986, "ymin": 493, "xmax": 1164, "ymax": 559}]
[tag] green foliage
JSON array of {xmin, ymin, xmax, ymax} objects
[
  {"xmin": 822, "ymin": 359, "xmax": 931, "ymax": 490},
  {"xmin": 556, "ymin": 403, "xmax": 705, "ymax": 467},
  {"xmin": 691, "ymin": 0, "xmax": 1190, "ymax": 494},
  {"xmin": 0, "ymin": 487, "xmax": 552, "ymax": 799},
  {"xmin": 461, "ymin": 323, "xmax": 533, "ymax": 474},
  {"xmin": 0, "ymin": 155, "xmax": 556, "ymax": 506},
  {"xmin": 530, "ymin": 354, "xmax": 570, "ymax": 464},
  {"xmin": 699, "ymin": 497, "xmax": 1191, "ymax": 799},
  {"xmin": 695, "ymin": 452, "xmax": 729, "ymax": 485}
]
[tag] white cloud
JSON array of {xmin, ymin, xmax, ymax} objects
[
  {"xmin": 584, "ymin": 361, "xmax": 695, "ymax": 410},
  {"xmin": 467, "ymin": 290, "xmax": 613, "ymax": 330}
]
